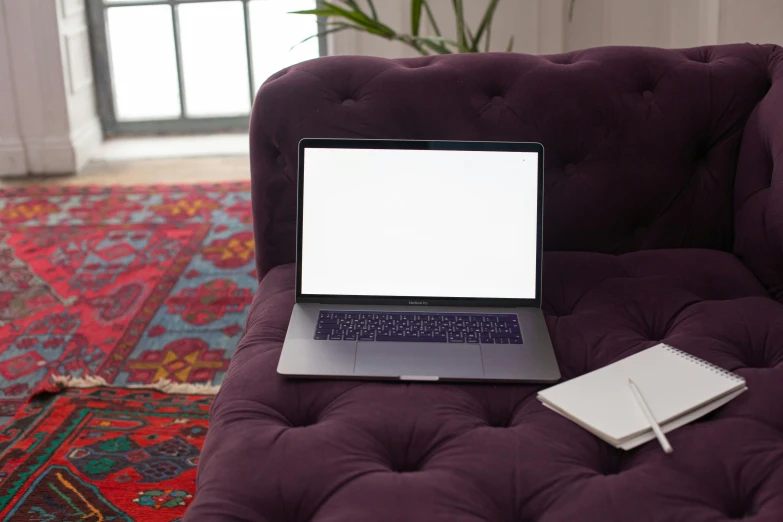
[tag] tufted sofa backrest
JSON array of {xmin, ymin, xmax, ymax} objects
[
  {"xmin": 250, "ymin": 44, "xmax": 783, "ymax": 285},
  {"xmin": 734, "ymin": 45, "xmax": 783, "ymax": 301}
]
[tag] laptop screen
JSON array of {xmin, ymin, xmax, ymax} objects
[{"xmin": 300, "ymin": 146, "xmax": 540, "ymax": 300}]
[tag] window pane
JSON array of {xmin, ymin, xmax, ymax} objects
[
  {"xmin": 249, "ymin": 0, "xmax": 319, "ymax": 92},
  {"xmin": 107, "ymin": 6, "xmax": 181, "ymax": 121},
  {"xmin": 178, "ymin": 1, "xmax": 251, "ymax": 117}
]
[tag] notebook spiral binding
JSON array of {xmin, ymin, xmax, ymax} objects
[{"xmin": 662, "ymin": 344, "xmax": 746, "ymax": 384}]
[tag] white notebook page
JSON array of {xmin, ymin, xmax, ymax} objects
[{"xmin": 537, "ymin": 344, "xmax": 745, "ymax": 442}]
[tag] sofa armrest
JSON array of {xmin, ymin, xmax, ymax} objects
[{"xmin": 734, "ymin": 45, "xmax": 783, "ymax": 301}]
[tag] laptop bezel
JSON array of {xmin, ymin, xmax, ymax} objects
[{"xmin": 295, "ymin": 138, "xmax": 544, "ymax": 308}]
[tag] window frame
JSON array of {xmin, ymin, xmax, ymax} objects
[{"xmin": 86, "ymin": 0, "xmax": 326, "ymax": 136}]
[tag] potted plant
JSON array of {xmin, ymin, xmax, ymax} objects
[{"xmin": 291, "ymin": 0, "xmax": 513, "ymax": 55}]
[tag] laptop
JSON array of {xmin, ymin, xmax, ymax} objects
[{"xmin": 278, "ymin": 139, "xmax": 560, "ymax": 383}]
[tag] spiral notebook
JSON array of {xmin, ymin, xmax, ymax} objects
[{"xmin": 537, "ymin": 343, "xmax": 747, "ymax": 450}]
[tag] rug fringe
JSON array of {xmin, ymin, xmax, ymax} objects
[{"xmin": 51, "ymin": 375, "xmax": 221, "ymax": 395}]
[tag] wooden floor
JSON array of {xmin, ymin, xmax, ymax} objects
[{"xmin": 0, "ymin": 155, "xmax": 250, "ymax": 188}]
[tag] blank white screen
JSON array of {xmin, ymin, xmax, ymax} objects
[{"xmin": 301, "ymin": 148, "xmax": 540, "ymax": 299}]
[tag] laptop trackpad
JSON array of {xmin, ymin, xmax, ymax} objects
[{"xmin": 355, "ymin": 342, "xmax": 483, "ymax": 378}]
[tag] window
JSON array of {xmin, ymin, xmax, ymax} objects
[{"xmin": 87, "ymin": 0, "xmax": 323, "ymax": 135}]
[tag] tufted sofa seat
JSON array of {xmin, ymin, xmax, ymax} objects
[{"xmin": 186, "ymin": 44, "xmax": 783, "ymax": 521}]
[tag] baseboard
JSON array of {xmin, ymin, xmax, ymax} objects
[
  {"xmin": 22, "ymin": 117, "xmax": 103, "ymax": 175},
  {"xmin": 24, "ymin": 138, "xmax": 77, "ymax": 175},
  {"xmin": 71, "ymin": 117, "xmax": 103, "ymax": 171},
  {"xmin": 0, "ymin": 139, "xmax": 28, "ymax": 177}
]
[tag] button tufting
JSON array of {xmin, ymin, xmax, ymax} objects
[
  {"xmin": 727, "ymin": 500, "xmax": 755, "ymax": 520},
  {"xmin": 694, "ymin": 50, "xmax": 712, "ymax": 63},
  {"xmin": 406, "ymin": 61, "xmax": 434, "ymax": 69},
  {"xmin": 739, "ymin": 351, "xmax": 771, "ymax": 369},
  {"xmin": 599, "ymin": 453, "xmax": 623, "ymax": 476},
  {"xmin": 388, "ymin": 455, "xmax": 423, "ymax": 473},
  {"xmin": 189, "ymin": 48, "xmax": 783, "ymax": 522},
  {"xmin": 286, "ymin": 410, "xmax": 320, "ymax": 428},
  {"xmin": 486, "ymin": 412, "xmax": 514, "ymax": 428},
  {"xmin": 695, "ymin": 156, "xmax": 709, "ymax": 169}
]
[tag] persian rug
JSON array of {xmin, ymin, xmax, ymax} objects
[
  {"xmin": 0, "ymin": 387, "xmax": 211, "ymax": 521},
  {"xmin": 0, "ymin": 182, "xmax": 255, "ymax": 419}
]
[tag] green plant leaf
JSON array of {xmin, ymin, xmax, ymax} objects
[
  {"xmin": 320, "ymin": 1, "xmax": 373, "ymax": 23},
  {"xmin": 470, "ymin": 0, "xmax": 500, "ymax": 52},
  {"xmin": 289, "ymin": 8, "xmax": 343, "ymax": 16},
  {"xmin": 397, "ymin": 35, "xmax": 430, "ymax": 56},
  {"xmin": 451, "ymin": 0, "xmax": 468, "ymax": 52},
  {"xmin": 337, "ymin": 0, "xmax": 387, "ymax": 32},
  {"xmin": 411, "ymin": 0, "xmax": 424, "ymax": 36},
  {"xmin": 422, "ymin": 1, "xmax": 441, "ymax": 37},
  {"xmin": 343, "ymin": 0, "xmax": 377, "ymax": 21},
  {"xmin": 506, "ymin": 35, "xmax": 515, "ymax": 52},
  {"xmin": 414, "ymin": 35, "xmax": 459, "ymax": 46},
  {"xmin": 367, "ymin": 0, "xmax": 378, "ymax": 20},
  {"xmin": 321, "ymin": 1, "xmax": 396, "ymax": 37},
  {"xmin": 410, "ymin": 35, "xmax": 458, "ymax": 54},
  {"xmin": 292, "ymin": 0, "xmax": 511, "ymax": 56},
  {"xmin": 417, "ymin": 41, "xmax": 450, "ymax": 54},
  {"xmin": 289, "ymin": 23, "xmax": 353, "ymax": 51}
]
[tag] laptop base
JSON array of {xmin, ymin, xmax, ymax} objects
[{"xmin": 279, "ymin": 303, "xmax": 560, "ymax": 383}]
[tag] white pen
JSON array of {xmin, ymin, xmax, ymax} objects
[{"xmin": 629, "ymin": 378, "xmax": 673, "ymax": 454}]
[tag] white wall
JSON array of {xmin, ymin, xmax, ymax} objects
[
  {"xmin": 566, "ymin": 0, "xmax": 782, "ymax": 50},
  {"xmin": 718, "ymin": 0, "xmax": 783, "ymax": 45},
  {"xmin": 330, "ymin": 0, "xmax": 567, "ymax": 58},
  {"xmin": 566, "ymin": 0, "xmax": 674, "ymax": 49},
  {"xmin": 0, "ymin": 0, "xmax": 101, "ymax": 177},
  {"xmin": 330, "ymin": 0, "xmax": 783, "ymax": 58},
  {"xmin": 0, "ymin": 2, "xmax": 26, "ymax": 176}
]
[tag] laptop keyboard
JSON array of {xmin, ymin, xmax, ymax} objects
[{"xmin": 315, "ymin": 311, "xmax": 522, "ymax": 344}]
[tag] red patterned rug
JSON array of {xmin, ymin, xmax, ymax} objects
[
  {"xmin": 0, "ymin": 387, "xmax": 210, "ymax": 521},
  {"xmin": 0, "ymin": 182, "xmax": 254, "ymax": 419}
]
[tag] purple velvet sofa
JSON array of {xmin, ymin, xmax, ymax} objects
[{"xmin": 186, "ymin": 44, "xmax": 783, "ymax": 521}]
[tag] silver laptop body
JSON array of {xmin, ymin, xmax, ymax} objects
[{"xmin": 278, "ymin": 139, "xmax": 560, "ymax": 383}]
